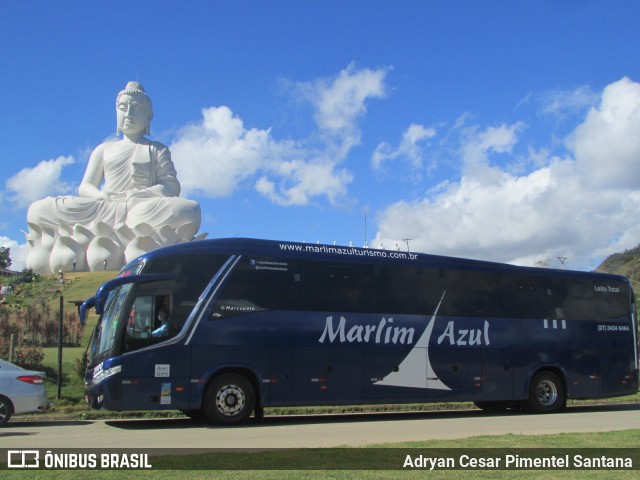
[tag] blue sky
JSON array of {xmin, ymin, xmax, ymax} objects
[{"xmin": 2, "ymin": 1, "xmax": 640, "ymax": 271}]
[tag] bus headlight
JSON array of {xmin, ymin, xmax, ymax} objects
[{"xmin": 92, "ymin": 364, "xmax": 122, "ymax": 385}]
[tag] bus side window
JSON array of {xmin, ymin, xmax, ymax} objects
[
  {"xmin": 501, "ymin": 275, "xmax": 553, "ymax": 320},
  {"xmin": 440, "ymin": 270, "xmax": 504, "ymax": 318},
  {"xmin": 146, "ymin": 253, "xmax": 229, "ymax": 327},
  {"xmin": 595, "ymin": 280, "xmax": 631, "ymax": 320},
  {"xmin": 304, "ymin": 263, "xmax": 375, "ymax": 313},
  {"xmin": 125, "ymin": 294, "xmax": 172, "ymax": 341},
  {"xmin": 212, "ymin": 257, "xmax": 304, "ymax": 318},
  {"xmin": 126, "ymin": 296, "xmax": 154, "ymax": 339},
  {"xmin": 552, "ymin": 278, "xmax": 597, "ymax": 321},
  {"xmin": 152, "ymin": 295, "xmax": 171, "ymax": 337},
  {"xmin": 375, "ymin": 265, "xmax": 441, "ymax": 315}
]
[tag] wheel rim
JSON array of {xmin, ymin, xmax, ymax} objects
[
  {"xmin": 537, "ymin": 379, "xmax": 558, "ymax": 406},
  {"xmin": 0, "ymin": 402, "xmax": 7, "ymax": 423},
  {"xmin": 215, "ymin": 384, "xmax": 245, "ymax": 417}
]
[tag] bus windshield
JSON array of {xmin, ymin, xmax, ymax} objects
[
  {"xmin": 87, "ymin": 253, "xmax": 233, "ymax": 365},
  {"xmin": 91, "ymin": 283, "xmax": 133, "ymax": 363}
]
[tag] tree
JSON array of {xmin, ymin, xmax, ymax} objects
[{"xmin": 0, "ymin": 247, "xmax": 11, "ymax": 270}]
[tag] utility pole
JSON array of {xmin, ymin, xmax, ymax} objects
[
  {"xmin": 364, "ymin": 213, "xmax": 368, "ymax": 248},
  {"xmin": 58, "ymin": 295, "xmax": 63, "ymax": 399}
]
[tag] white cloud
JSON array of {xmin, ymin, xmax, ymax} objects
[
  {"xmin": 569, "ymin": 77, "xmax": 640, "ymax": 189},
  {"xmin": 172, "ymin": 64, "xmax": 389, "ymax": 206},
  {"xmin": 5, "ymin": 156, "xmax": 75, "ymax": 208},
  {"xmin": 538, "ymin": 85, "xmax": 598, "ymax": 117},
  {"xmin": 0, "ymin": 236, "xmax": 27, "ymax": 271},
  {"xmin": 171, "ymin": 106, "xmax": 271, "ymax": 198},
  {"xmin": 256, "ymin": 160, "xmax": 353, "ymax": 206},
  {"xmin": 460, "ymin": 122, "xmax": 525, "ymax": 168},
  {"xmin": 372, "ymin": 123, "xmax": 436, "ymax": 170},
  {"xmin": 299, "ymin": 63, "xmax": 387, "ymax": 133},
  {"xmin": 374, "ymin": 77, "xmax": 640, "ymax": 270}
]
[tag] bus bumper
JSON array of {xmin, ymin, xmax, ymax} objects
[{"xmin": 84, "ymin": 360, "xmax": 123, "ymax": 410}]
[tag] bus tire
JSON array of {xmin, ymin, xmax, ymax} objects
[
  {"xmin": 527, "ymin": 371, "xmax": 565, "ymax": 413},
  {"xmin": 254, "ymin": 406, "xmax": 265, "ymax": 422},
  {"xmin": 203, "ymin": 374, "xmax": 255, "ymax": 425}
]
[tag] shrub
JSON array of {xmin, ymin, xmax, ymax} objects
[
  {"xmin": 9, "ymin": 268, "xmax": 40, "ymax": 286},
  {"xmin": 74, "ymin": 351, "xmax": 88, "ymax": 379},
  {"xmin": 0, "ymin": 336, "xmax": 9, "ymax": 359},
  {"xmin": 14, "ymin": 344, "xmax": 45, "ymax": 370}
]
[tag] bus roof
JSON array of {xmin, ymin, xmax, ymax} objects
[{"xmin": 125, "ymin": 237, "xmax": 629, "ymax": 284}]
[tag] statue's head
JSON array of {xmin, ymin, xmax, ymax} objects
[{"xmin": 116, "ymin": 81, "xmax": 153, "ymax": 137}]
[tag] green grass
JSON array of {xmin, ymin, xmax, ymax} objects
[
  {"xmin": 2, "ymin": 271, "xmax": 115, "ymax": 310},
  {"xmin": 53, "ymin": 271, "xmax": 117, "ymax": 306}
]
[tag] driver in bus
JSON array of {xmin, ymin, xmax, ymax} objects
[{"xmin": 152, "ymin": 297, "xmax": 170, "ymax": 338}]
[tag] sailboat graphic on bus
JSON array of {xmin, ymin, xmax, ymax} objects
[{"xmin": 375, "ymin": 291, "xmax": 450, "ymax": 390}]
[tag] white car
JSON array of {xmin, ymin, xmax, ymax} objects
[{"xmin": 0, "ymin": 359, "xmax": 50, "ymax": 426}]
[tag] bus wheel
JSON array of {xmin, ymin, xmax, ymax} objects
[
  {"xmin": 527, "ymin": 371, "xmax": 565, "ymax": 413},
  {"xmin": 203, "ymin": 374, "xmax": 255, "ymax": 425}
]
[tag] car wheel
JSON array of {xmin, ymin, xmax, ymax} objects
[{"xmin": 0, "ymin": 396, "xmax": 13, "ymax": 427}]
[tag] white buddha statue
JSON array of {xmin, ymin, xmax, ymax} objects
[{"xmin": 26, "ymin": 81, "xmax": 203, "ymax": 273}]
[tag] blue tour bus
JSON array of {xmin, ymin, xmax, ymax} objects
[{"xmin": 82, "ymin": 238, "xmax": 639, "ymax": 425}]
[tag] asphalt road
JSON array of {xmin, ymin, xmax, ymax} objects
[{"xmin": 1, "ymin": 404, "xmax": 639, "ymax": 449}]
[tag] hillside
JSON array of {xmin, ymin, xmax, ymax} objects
[
  {"xmin": 1, "ymin": 270, "xmax": 117, "ymax": 311},
  {"xmin": 53, "ymin": 271, "xmax": 118, "ymax": 305},
  {"xmin": 595, "ymin": 244, "xmax": 640, "ymax": 281}
]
